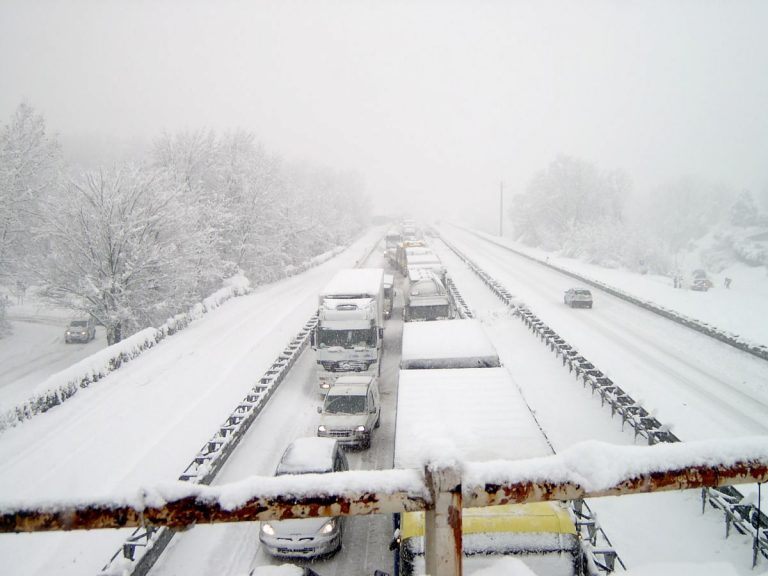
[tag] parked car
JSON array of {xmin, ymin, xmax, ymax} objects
[
  {"xmin": 317, "ymin": 375, "xmax": 380, "ymax": 449},
  {"xmin": 259, "ymin": 437, "xmax": 348, "ymax": 558},
  {"xmin": 690, "ymin": 270, "xmax": 713, "ymax": 291},
  {"xmin": 564, "ymin": 288, "xmax": 593, "ymax": 308},
  {"xmin": 64, "ymin": 318, "xmax": 96, "ymax": 343}
]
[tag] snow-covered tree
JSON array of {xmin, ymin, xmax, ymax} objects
[
  {"xmin": 32, "ymin": 167, "xmax": 188, "ymax": 344},
  {"xmin": 730, "ymin": 190, "xmax": 762, "ymax": 227},
  {"xmin": 510, "ymin": 156, "xmax": 629, "ymax": 252},
  {"xmin": 0, "ymin": 103, "xmax": 61, "ymax": 283}
]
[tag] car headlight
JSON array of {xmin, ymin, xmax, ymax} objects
[
  {"xmin": 261, "ymin": 523, "xmax": 275, "ymax": 536},
  {"xmin": 319, "ymin": 519, "xmax": 336, "ymax": 534},
  {"xmin": 355, "ymin": 425, "xmax": 366, "ymax": 432},
  {"xmin": 318, "ymin": 425, "xmax": 327, "ymax": 433},
  {"xmin": 320, "ymin": 383, "xmax": 330, "ymax": 390}
]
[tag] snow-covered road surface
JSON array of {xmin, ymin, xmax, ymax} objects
[
  {"xmin": 439, "ymin": 226, "xmax": 768, "ymax": 443},
  {"xmin": 0, "ymin": 230, "xmax": 383, "ymax": 576},
  {"xmin": 1, "ymin": 224, "xmax": 766, "ymax": 576}
]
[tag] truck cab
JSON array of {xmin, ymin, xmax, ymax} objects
[{"xmin": 315, "ymin": 268, "xmax": 385, "ymax": 392}]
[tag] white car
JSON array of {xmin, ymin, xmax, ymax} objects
[
  {"xmin": 317, "ymin": 375, "xmax": 380, "ymax": 449},
  {"xmin": 259, "ymin": 437, "xmax": 348, "ymax": 558}
]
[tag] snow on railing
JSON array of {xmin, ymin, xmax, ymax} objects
[
  {"xmin": 463, "ymin": 227, "xmax": 768, "ymax": 363},
  {"xmin": 98, "ymin": 314, "xmax": 318, "ymax": 576},
  {"xmin": 2, "ymin": 440, "xmax": 767, "ymax": 576},
  {"xmin": 441, "ymin": 235, "xmax": 768, "ymax": 566}
]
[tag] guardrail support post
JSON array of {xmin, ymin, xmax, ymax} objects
[{"xmin": 425, "ymin": 465, "xmax": 463, "ymax": 576}]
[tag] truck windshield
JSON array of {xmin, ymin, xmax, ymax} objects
[
  {"xmin": 324, "ymin": 395, "xmax": 367, "ymax": 414},
  {"xmin": 409, "ymin": 305, "xmax": 450, "ymax": 321},
  {"xmin": 317, "ymin": 328, "xmax": 376, "ymax": 348}
]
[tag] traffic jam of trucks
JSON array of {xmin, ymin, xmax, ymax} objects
[{"xmin": 266, "ymin": 221, "xmax": 596, "ymax": 574}]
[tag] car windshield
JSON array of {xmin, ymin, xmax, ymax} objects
[
  {"xmin": 324, "ymin": 395, "xmax": 367, "ymax": 414},
  {"xmin": 70, "ymin": 321, "xmax": 87, "ymax": 327},
  {"xmin": 575, "ymin": 290, "xmax": 591, "ymax": 296}
]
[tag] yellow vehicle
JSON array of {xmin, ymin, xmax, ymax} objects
[{"xmin": 396, "ymin": 503, "xmax": 581, "ymax": 576}]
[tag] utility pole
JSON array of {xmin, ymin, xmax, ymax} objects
[{"xmin": 499, "ymin": 181, "xmax": 504, "ymax": 237}]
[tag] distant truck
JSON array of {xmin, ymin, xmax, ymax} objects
[
  {"xmin": 395, "ymin": 241, "xmax": 428, "ymax": 275},
  {"xmin": 314, "ymin": 268, "xmax": 385, "ymax": 392},
  {"xmin": 393, "ymin": 319, "xmax": 583, "ymax": 575},
  {"xmin": 383, "ymin": 273, "xmax": 394, "ymax": 319},
  {"xmin": 403, "ymin": 269, "xmax": 454, "ymax": 322},
  {"xmin": 385, "ymin": 230, "xmax": 402, "ymax": 265}
]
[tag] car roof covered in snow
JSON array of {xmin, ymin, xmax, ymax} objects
[
  {"xmin": 394, "ymin": 367, "xmax": 553, "ymax": 468},
  {"xmin": 401, "ymin": 320, "xmax": 500, "ymax": 369},
  {"xmin": 321, "ymin": 268, "xmax": 384, "ymax": 298},
  {"xmin": 275, "ymin": 437, "xmax": 338, "ymax": 475}
]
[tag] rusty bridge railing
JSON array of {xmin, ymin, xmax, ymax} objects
[{"xmin": 2, "ymin": 439, "xmax": 767, "ymax": 576}]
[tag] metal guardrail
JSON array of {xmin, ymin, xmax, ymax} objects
[
  {"xmin": 461, "ymin": 227, "xmax": 768, "ymax": 363},
  {"xmin": 441, "ymin": 235, "xmax": 768, "ymax": 566},
  {"xmin": 100, "ymin": 314, "xmax": 318, "ymax": 576},
  {"xmin": 444, "ymin": 275, "xmax": 473, "ymax": 319}
]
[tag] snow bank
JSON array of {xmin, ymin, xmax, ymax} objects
[
  {"xmin": 0, "ymin": 236, "xmax": 355, "ymax": 433},
  {"xmin": 0, "ymin": 274, "xmax": 251, "ymax": 433}
]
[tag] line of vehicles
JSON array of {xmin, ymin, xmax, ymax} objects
[{"xmin": 258, "ymin": 224, "xmax": 592, "ymax": 575}]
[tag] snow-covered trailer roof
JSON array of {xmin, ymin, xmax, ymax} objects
[
  {"xmin": 400, "ymin": 320, "xmax": 500, "ymax": 369},
  {"xmin": 394, "ymin": 367, "xmax": 552, "ymax": 468},
  {"xmin": 407, "ymin": 253, "xmax": 441, "ymax": 266},
  {"xmin": 320, "ymin": 268, "xmax": 384, "ymax": 298}
]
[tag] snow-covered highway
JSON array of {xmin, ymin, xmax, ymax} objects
[
  {"xmin": 439, "ymin": 226, "xmax": 768, "ymax": 442},
  {"xmin": 0, "ymin": 230, "xmax": 384, "ymax": 576},
  {"xmin": 1, "ymin": 225, "xmax": 766, "ymax": 576}
]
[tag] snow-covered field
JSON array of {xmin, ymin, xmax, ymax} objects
[{"xmin": 1, "ymin": 225, "xmax": 767, "ymax": 576}]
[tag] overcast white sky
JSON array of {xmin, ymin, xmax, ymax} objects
[{"xmin": 1, "ymin": 0, "xmax": 767, "ymax": 219}]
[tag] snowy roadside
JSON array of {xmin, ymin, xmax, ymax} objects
[
  {"xmin": 0, "ymin": 243, "xmax": 352, "ymax": 432},
  {"xmin": 464, "ymin": 227, "xmax": 768, "ymax": 350}
]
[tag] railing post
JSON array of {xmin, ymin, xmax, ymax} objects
[{"xmin": 425, "ymin": 465, "xmax": 463, "ymax": 576}]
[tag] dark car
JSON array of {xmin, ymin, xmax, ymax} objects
[
  {"xmin": 564, "ymin": 288, "xmax": 593, "ymax": 308},
  {"xmin": 65, "ymin": 319, "xmax": 96, "ymax": 343},
  {"xmin": 691, "ymin": 278, "xmax": 713, "ymax": 292}
]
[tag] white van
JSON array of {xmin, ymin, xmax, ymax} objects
[{"xmin": 317, "ymin": 375, "xmax": 381, "ymax": 449}]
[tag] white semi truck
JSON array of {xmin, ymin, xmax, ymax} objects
[{"xmin": 314, "ymin": 268, "xmax": 385, "ymax": 392}]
